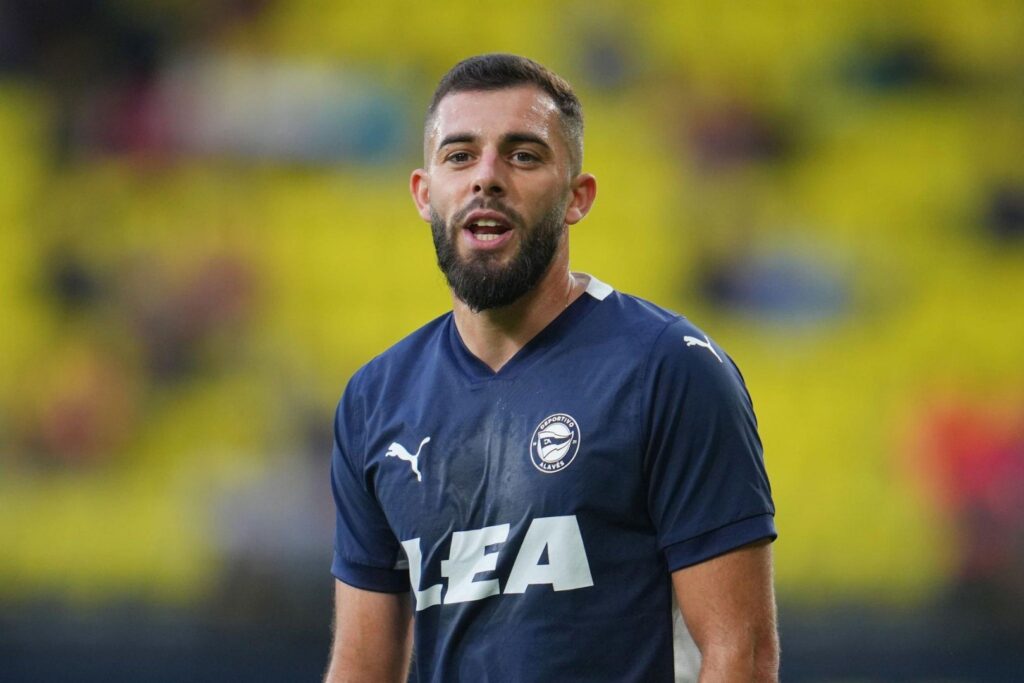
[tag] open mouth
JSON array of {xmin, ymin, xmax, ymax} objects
[
  {"xmin": 461, "ymin": 210, "xmax": 515, "ymax": 248},
  {"xmin": 466, "ymin": 218, "xmax": 511, "ymax": 242}
]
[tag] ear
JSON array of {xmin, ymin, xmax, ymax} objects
[
  {"xmin": 410, "ymin": 168, "xmax": 432, "ymax": 222},
  {"xmin": 564, "ymin": 173, "xmax": 597, "ymax": 226}
]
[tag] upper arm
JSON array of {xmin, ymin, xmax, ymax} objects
[
  {"xmin": 640, "ymin": 321, "xmax": 778, "ymax": 679},
  {"xmin": 324, "ymin": 579, "xmax": 413, "ymax": 683},
  {"xmin": 331, "ymin": 391, "xmax": 408, "ymax": 592},
  {"xmin": 328, "ymin": 386, "xmax": 415, "ymax": 681},
  {"xmin": 643, "ymin": 320, "xmax": 776, "ymax": 568},
  {"xmin": 672, "ymin": 540, "xmax": 779, "ymax": 682}
]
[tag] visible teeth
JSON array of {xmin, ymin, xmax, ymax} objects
[
  {"xmin": 474, "ymin": 219, "xmax": 501, "ymax": 227},
  {"xmin": 477, "ymin": 233, "xmax": 501, "ymax": 241}
]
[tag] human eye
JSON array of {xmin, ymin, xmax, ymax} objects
[
  {"xmin": 511, "ymin": 150, "xmax": 540, "ymax": 164},
  {"xmin": 444, "ymin": 150, "xmax": 473, "ymax": 164}
]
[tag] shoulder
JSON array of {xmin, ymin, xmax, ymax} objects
[
  {"xmin": 579, "ymin": 282, "xmax": 679, "ymax": 355},
  {"xmin": 593, "ymin": 286, "xmax": 726, "ymax": 368},
  {"xmin": 338, "ymin": 312, "xmax": 451, "ymax": 406},
  {"xmin": 589, "ymin": 283, "xmax": 682, "ymax": 332},
  {"xmin": 588, "ymin": 285, "xmax": 748, "ymax": 402},
  {"xmin": 646, "ymin": 312, "xmax": 750, "ymax": 405},
  {"xmin": 333, "ymin": 312, "xmax": 451, "ymax": 456}
]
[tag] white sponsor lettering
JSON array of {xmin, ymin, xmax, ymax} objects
[
  {"xmin": 441, "ymin": 524, "xmax": 510, "ymax": 604},
  {"xmin": 401, "ymin": 537, "xmax": 442, "ymax": 610},
  {"xmin": 505, "ymin": 516, "xmax": 593, "ymax": 593},
  {"xmin": 403, "ymin": 515, "xmax": 593, "ymax": 611}
]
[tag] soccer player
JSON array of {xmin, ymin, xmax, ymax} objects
[{"xmin": 325, "ymin": 54, "xmax": 778, "ymax": 682}]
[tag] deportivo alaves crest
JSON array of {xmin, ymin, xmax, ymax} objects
[
  {"xmin": 400, "ymin": 515, "xmax": 594, "ymax": 611},
  {"xmin": 530, "ymin": 413, "xmax": 581, "ymax": 473}
]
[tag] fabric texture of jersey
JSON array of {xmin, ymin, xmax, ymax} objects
[{"xmin": 330, "ymin": 275, "xmax": 776, "ymax": 683}]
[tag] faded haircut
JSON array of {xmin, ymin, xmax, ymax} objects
[{"xmin": 424, "ymin": 53, "xmax": 584, "ymax": 175}]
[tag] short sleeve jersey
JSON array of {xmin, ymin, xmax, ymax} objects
[{"xmin": 331, "ymin": 275, "xmax": 776, "ymax": 682}]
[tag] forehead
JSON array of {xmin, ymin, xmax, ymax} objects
[{"xmin": 427, "ymin": 86, "xmax": 562, "ymax": 149}]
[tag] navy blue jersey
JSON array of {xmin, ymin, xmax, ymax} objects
[{"xmin": 331, "ymin": 275, "xmax": 775, "ymax": 682}]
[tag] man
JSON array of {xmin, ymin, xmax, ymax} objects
[{"xmin": 325, "ymin": 54, "xmax": 778, "ymax": 682}]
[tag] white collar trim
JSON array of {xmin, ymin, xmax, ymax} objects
[{"xmin": 580, "ymin": 272, "xmax": 614, "ymax": 301}]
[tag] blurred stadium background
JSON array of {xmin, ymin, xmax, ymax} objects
[{"xmin": 1, "ymin": 1, "xmax": 1022, "ymax": 681}]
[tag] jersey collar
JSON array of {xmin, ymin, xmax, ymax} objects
[{"xmin": 447, "ymin": 273, "xmax": 613, "ymax": 383}]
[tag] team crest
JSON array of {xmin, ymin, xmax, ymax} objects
[{"xmin": 530, "ymin": 414, "xmax": 581, "ymax": 474}]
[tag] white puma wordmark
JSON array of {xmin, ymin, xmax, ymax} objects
[
  {"xmin": 683, "ymin": 334, "xmax": 723, "ymax": 363},
  {"xmin": 386, "ymin": 437, "xmax": 431, "ymax": 482}
]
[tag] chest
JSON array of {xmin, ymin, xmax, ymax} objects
[{"xmin": 362, "ymin": 357, "xmax": 648, "ymax": 544}]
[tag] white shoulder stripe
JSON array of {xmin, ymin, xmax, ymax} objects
[{"xmin": 582, "ymin": 273, "xmax": 614, "ymax": 301}]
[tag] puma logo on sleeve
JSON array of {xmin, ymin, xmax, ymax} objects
[{"xmin": 683, "ymin": 334, "xmax": 723, "ymax": 363}]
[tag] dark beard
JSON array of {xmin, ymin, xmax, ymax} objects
[{"xmin": 431, "ymin": 200, "xmax": 566, "ymax": 312}]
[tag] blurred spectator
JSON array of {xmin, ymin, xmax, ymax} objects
[
  {"xmin": 0, "ymin": 0, "xmax": 269, "ymax": 161},
  {"xmin": 0, "ymin": 0, "xmax": 165, "ymax": 79},
  {"xmin": 696, "ymin": 239, "xmax": 852, "ymax": 324},
  {"xmin": 166, "ymin": 55, "xmax": 410, "ymax": 164},
  {"xmin": 119, "ymin": 250, "xmax": 255, "ymax": 382},
  {"xmin": 577, "ymin": 30, "xmax": 636, "ymax": 91},
  {"xmin": 842, "ymin": 37, "xmax": 956, "ymax": 91},
  {"xmin": 43, "ymin": 245, "xmax": 106, "ymax": 314},
  {"xmin": 6, "ymin": 244, "xmax": 258, "ymax": 466},
  {"xmin": 917, "ymin": 396, "xmax": 1024, "ymax": 629},
  {"xmin": 684, "ymin": 99, "xmax": 793, "ymax": 172},
  {"xmin": 984, "ymin": 184, "xmax": 1024, "ymax": 244},
  {"xmin": 15, "ymin": 342, "xmax": 139, "ymax": 467}
]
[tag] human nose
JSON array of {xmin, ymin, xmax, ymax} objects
[{"xmin": 472, "ymin": 150, "xmax": 506, "ymax": 197}]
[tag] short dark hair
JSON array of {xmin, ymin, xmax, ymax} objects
[{"xmin": 425, "ymin": 53, "xmax": 584, "ymax": 175}]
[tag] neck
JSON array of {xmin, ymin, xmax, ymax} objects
[{"xmin": 451, "ymin": 252, "xmax": 584, "ymax": 373}]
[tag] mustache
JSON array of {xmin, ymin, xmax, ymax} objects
[{"xmin": 450, "ymin": 198, "xmax": 525, "ymax": 229}]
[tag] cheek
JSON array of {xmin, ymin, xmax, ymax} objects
[
  {"xmin": 532, "ymin": 183, "xmax": 571, "ymax": 216},
  {"xmin": 428, "ymin": 181, "xmax": 462, "ymax": 212}
]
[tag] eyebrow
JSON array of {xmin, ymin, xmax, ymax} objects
[
  {"xmin": 502, "ymin": 132, "xmax": 551, "ymax": 151},
  {"xmin": 437, "ymin": 133, "xmax": 476, "ymax": 149},
  {"xmin": 436, "ymin": 132, "xmax": 553, "ymax": 152}
]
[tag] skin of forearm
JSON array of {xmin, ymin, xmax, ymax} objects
[{"xmin": 697, "ymin": 632, "xmax": 779, "ymax": 683}]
